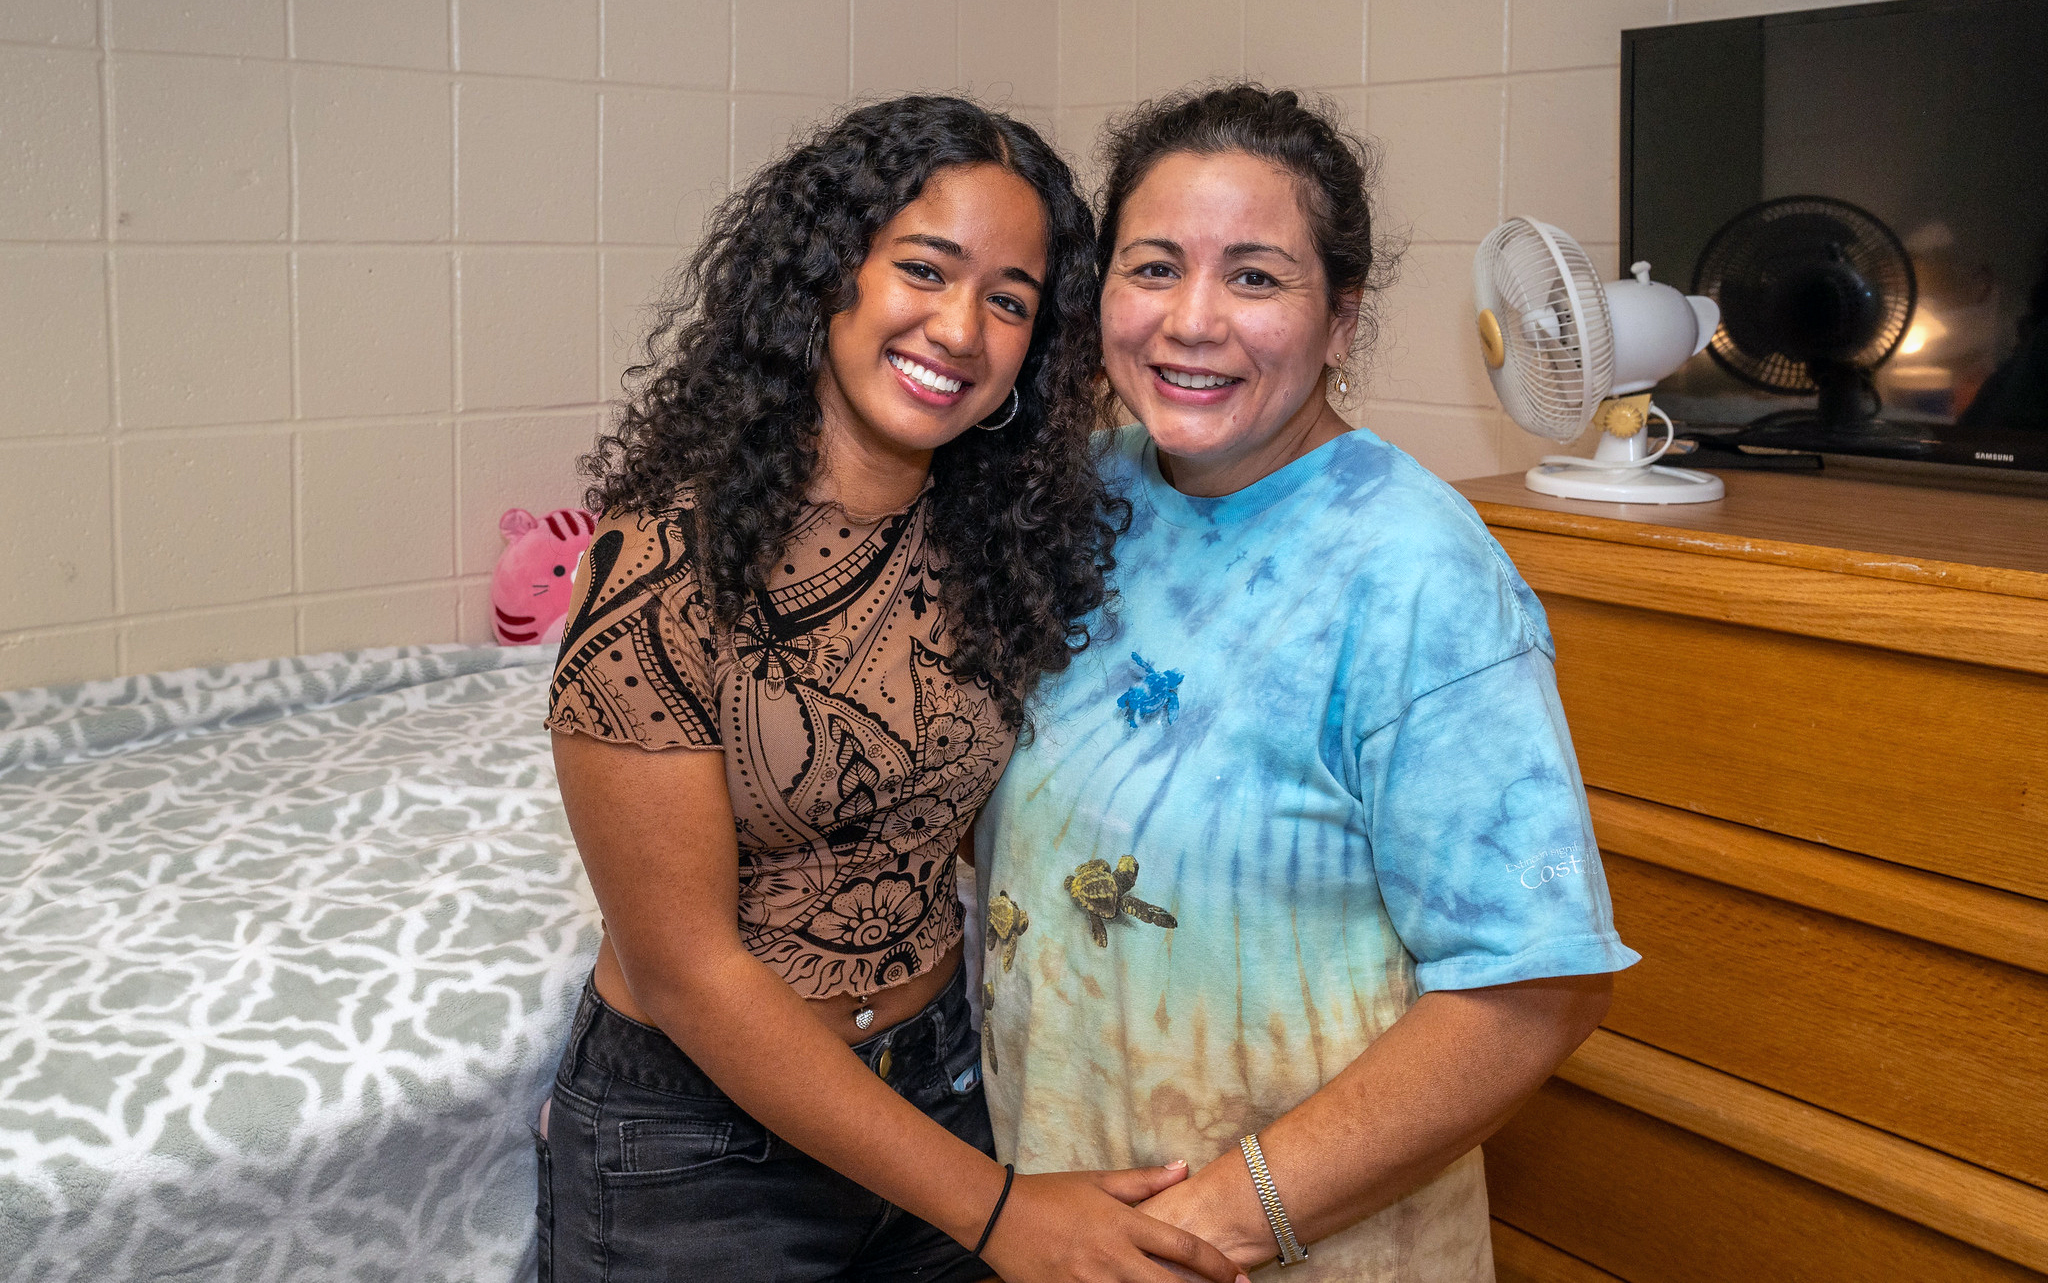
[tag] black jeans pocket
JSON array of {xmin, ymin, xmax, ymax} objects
[
  {"xmin": 597, "ymin": 1088, "xmax": 775, "ymax": 1183},
  {"xmin": 617, "ymin": 1117, "xmax": 734, "ymax": 1177},
  {"xmin": 532, "ymin": 1127, "xmax": 554, "ymax": 1283}
]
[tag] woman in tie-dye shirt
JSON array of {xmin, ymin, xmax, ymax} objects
[{"xmin": 974, "ymin": 86, "xmax": 1639, "ymax": 1281}]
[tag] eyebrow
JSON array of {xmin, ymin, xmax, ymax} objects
[
  {"xmin": 1120, "ymin": 237, "xmax": 1299, "ymax": 264},
  {"xmin": 1225, "ymin": 241, "xmax": 1298, "ymax": 262},
  {"xmin": 1121, "ymin": 237, "xmax": 1182, "ymax": 257},
  {"xmin": 894, "ymin": 233, "xmax": 1042, "ymax": 293}
]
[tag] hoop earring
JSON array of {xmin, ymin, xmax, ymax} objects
[
  {"xmin": 978, "ymin": 386, "xmax": 1021, "ymax": 431},
  {"xmin": 804, "ymin": 319, "xmax": 820, "ymax": 371}
]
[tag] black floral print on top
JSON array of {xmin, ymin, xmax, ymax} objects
[{"xmin": 546, "ymin": 486, "xmax": 1015, "ymax": 999}]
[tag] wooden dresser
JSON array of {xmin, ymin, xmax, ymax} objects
[{"xmin": 1451, "ymin": 470, "xmax": 2048, "ymax": 1283}]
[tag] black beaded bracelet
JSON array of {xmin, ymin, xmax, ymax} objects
[{"xmin": 973, "ymin": 1163, "xmax": 1016, "ymax": 1258}]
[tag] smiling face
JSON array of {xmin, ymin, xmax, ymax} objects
[
  {"xmin": 813, "ymin": 163, "xmax": 1049, "ymax": 475},
  {"xmin": 1101, "ymin": 150, "xmax": 1360, "ymax": 496}
]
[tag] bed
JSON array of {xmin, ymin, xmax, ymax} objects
[{"xmin": 0, "ymin": 645, "xmax": 600, "ymax": 1282}]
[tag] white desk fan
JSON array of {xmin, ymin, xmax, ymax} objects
[{"xmin": 1474, "ymin": 217, "xmax": 1725, "ymax": 503}]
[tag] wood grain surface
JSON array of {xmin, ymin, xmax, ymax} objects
[
  {"xmin": 1588, "ymin": 790, "xmax": 2048, "ymax": 975},
  {"xmin": 1454, "ymin": 470, "xmax": 2048, "ymax": 598},
  {"xmin": 1472, "ymin": 471, "xmax": 2048, "ymax": 1279},
  {"xmin": 1492, "ymin": 526, "xmax": 2048, "ymax": 674},
  {"xmin": 1554, "ymin": 1031, "xmax": 2048, "ymax": 1272},
  {"xmin": 1545, "ymin": 594, "xmax": 2048, "ymax": 900},
  {"xmin": 1487, "ymin": 1080, "xmax": 2046, "ymax": 1282},
  {"xmin": 1600, "ymin": 857, "xmax": 2048, "ymax": 1189},
  {"xmin": 1492, "ymin": 1220, "xmax": 1624, "ymax": 1283}
]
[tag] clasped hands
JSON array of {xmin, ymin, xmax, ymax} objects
[
  {"xmin": 1137, "ymin": 1148, "xmax": 1276, "ymax": 1280},
  {"xmin": 980, "ymin": 1150, "xmax": 1273, "ymax": 1283}
]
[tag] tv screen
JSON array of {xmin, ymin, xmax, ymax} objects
[{"xmin": 1623, "ymin": 0, "xmax": 2048, "ymax": 471}]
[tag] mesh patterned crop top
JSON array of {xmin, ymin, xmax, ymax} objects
[{"xmin": 546, "ymin": 484, "xmax": 1016, "ymax": 1000}]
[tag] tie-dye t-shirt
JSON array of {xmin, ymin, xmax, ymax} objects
[{"xmin": 974, "ymin": 424, "xmax": 1638, "ymax": 1281}]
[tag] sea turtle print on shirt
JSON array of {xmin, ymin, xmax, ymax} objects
[{"xmin": 978, "ymin": 424, "xmax": 1639, "ymax": 1282}]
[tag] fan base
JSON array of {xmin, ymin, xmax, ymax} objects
[{"xmin": 1524, "ymin": 462, "xmax": 1725, "ymax": 504}]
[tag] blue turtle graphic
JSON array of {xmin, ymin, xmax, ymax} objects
[{"xmin": 1116, "ymin": 652, "xmax": 1182, "ymax": 728}]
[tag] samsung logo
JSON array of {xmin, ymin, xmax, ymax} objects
[{"xmin": 1975, "ymin": 451, "xmax": 2015, "ymax": 462}]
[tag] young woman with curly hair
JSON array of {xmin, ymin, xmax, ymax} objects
[{"xmin": 537, "ymin": 96, "xmax": 1245, "ymax": 1283}]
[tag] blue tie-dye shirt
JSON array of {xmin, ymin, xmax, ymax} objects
[{"xmin": 975, "ymin": 425, "xmax": 1637, "ymax": 1280}]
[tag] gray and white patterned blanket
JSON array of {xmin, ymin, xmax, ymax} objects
[{"xmin": 0, "ymin": 646, "xmax": 600, "ymax": 1282}]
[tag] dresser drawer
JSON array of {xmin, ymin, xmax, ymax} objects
[
  {"xmin": 1486, "ymin": 1081, "xmax": 2042, "ymax": 1283},
  {"xmin": 1600, "ymin": 853, "xmax": 2048, "ymax": 1189},
  {"xmin": 1542, "ymin": 593, "xmax": 2048, "ymax": 900}
]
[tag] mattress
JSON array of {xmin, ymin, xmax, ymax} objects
[{"xmin": 0, "ymin": 646, "xmax": 600, "ymax": 1282}]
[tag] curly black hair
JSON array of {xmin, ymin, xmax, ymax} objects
[{"xmin": 582, "ymin": 96, "xmax": 1124, "ymax": 730}]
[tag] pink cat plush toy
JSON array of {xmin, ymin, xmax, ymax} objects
[{"xmin": 492, "ymin": 507, "xmax": 598, "ymax": 645}]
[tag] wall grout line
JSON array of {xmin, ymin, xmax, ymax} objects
[
  {"xmin": 289, "ymin": 429, "xmax": 305, "ymax": 651},
  {"xmin": 1049, "ymin": 0, "xmax": 1061, "ymax": 131},
  {"xmin": 2, "ymin": 405, "xmax": 612, "ymax": 448},
  {"xmin": 8, "ymin": 238, "xmax": 706, "ymax": 251},
  {"xmin": 1360, "ymin": 0, "xmax": 1370, "ymax": 86},
  {"xmin": 1053, "ymin": 62, "xmax": 1610, "ymax": 111},
  {"xmin": 15, "ymin": 0, "xmax": 1668, "ymax": 681},
  {"xmin": 593, "ymin": 44, "xmax": 609, "ymax": 408},
  {"xmin": 96, "ymin": 0, "xmax": 126, "ymax": 651},
  {"xmin": 725, "ymin": 0, "xmax": 737, "ymax": 183},
  {"xmin": 1495, "ymin": 69, "xmax": 1510, "ymax": 229},
  {"xmin": 0, "ymin": 571, "xmax": 505, "ymax": 650},
  {"xmin": 449, "ymin": 79, "xmax": 463, "ymax": 242},
  {"xmin": 448, "ymin": 417, "xmax": 463, "ymax": 589},
  {"xmin": 285, "ymin": 30, "xmax": 304, "ymax": 428},
  {"xmin": 0, "ymin": 36, "xmax": 701, "ymax": 92},
  {"xmin": 287, "ymin": 251, "xmax": 302, "ymax": 420}
]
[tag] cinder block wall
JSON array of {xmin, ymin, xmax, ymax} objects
[{"xmin": 0, "ymin": 0, "xmax": 1846, "ymax": 687}]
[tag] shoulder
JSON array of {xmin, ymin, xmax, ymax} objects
[
  {"xmin": 1318, "ymin": 431, "xmax": 1554, "ymax": 688},
  {"xmin": 1093, "ymin": 423, "xmax": 1151, "ymax": 492},
  {"xmin": 549, "ymin": 490, "xmax": 723, "ymax": 748},
  {"xmin": 577, "ymin": 491, "xmax": 712, "ymax": 637}
]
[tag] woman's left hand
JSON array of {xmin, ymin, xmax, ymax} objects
[{"xmin": 1136, "ymin": 1153, "xmax": 1273, "ymax": 1275}]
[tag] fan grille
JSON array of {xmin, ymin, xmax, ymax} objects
[
  {"xmin": 1692, "ymin": 196, "xmax": 1916, "ymax": 395},
  {"xmin": 1474, "ymin": 218, "xmax": 1614, "ymax": 443}
]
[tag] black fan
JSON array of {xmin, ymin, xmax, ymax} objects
[{"xmin": 1692, "ymin": 196, "xmax": 1917, "ymax": 430}]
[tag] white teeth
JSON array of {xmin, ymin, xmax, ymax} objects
[
  {"xmin": 1158, "ymin": 368, "xmax": 1238, "ymax": 390},
  {"xmin": 889, "ymin": 353, "xmax": 963, "ymax": 395}
]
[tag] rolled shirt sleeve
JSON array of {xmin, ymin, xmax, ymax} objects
[{"xmin": 1359, "ymin": 647, "xmax": 1640, "ymax": 993}]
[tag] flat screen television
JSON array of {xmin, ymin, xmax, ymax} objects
[{"xmin": 1622, "ymin": 0, "xmax": 2048, "ymax": 473}]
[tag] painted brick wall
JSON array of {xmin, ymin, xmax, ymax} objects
[{"xmin": 0, "ymin": 0, "xmax": 1854, "ymax": 686}]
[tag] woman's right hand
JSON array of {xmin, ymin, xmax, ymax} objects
[{"xmin": 981, "ymin": 1164, "xmax": 1249, "ymax": 1283}]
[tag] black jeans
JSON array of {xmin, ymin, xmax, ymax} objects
[{"xmin": 537, "ymin": 963, "xmax": 995, "ymax": 1283}]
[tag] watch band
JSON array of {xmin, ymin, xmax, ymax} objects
[{"xmin": 1240, "ymin": 1133, "xmax": 1308, "ymax": 1267}]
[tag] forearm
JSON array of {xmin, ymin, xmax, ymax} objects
[
  {"xmin": 1270, "ymin": 976, "xmax": 1608, "ymax": 1238},
  {"xmin": 629, "ymin": 943, "xmax": 1005, "ymax": 1247},
  {"xmin": 1152, "ymin": 974, "xmax": 1611, "ymax": 1266}
]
